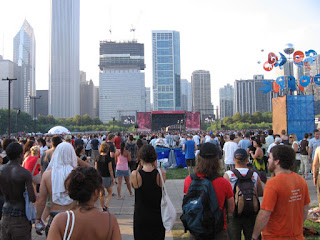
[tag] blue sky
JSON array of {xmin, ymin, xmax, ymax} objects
[{"xmin": 1, "ymin": 0, "xmax": 320, "ymax": 106}]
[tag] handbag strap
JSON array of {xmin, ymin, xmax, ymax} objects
[
  {"xmin": 31, "ymin": 158, "xmax": 41, "ymax": 176},
  {"xmin": 157, "ymin": 168, "xmax": 167, "ymax": 195}
]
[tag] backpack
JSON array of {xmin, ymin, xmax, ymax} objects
[
  {"xmin": 231, "ymin": 169, "xmax": 260, "ymax": 217},
  {"xmin": 180, "ymin": 174, "xmax": 224, "ymax": 240}
]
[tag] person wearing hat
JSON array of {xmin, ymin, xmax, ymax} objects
[
  {"xmin": 184, "ymin": 143, "xmax": 234, "ymax": 239},
  {"xmin": 224, "ymin": 149, "xmax": 263, "ymax": 240}
]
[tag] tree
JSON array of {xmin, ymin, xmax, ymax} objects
[
  {"xmin": 242, "ymin": 112, "xmax": 251, "ymax": 123},
  {"xmin": 82, "ymin": 114, "xmax": 92, "ymax": 126},
  {"xmin": 252, "ymin": 111, "xmax": 263, "ymax": 123},
  {"xmin": 262, "ymin": 112, "xmax": 272, "ymax": 123},
  {"xmin": 223, "ymin": 116, "xmax": 233, "ymax": 125},
  {"xmin": 232, "ymin": 112, "xmax": 242, "ymax": 122}
]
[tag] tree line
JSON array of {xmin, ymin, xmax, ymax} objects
[
  {"xmin": 202, "ymin": 111, "xmax": 272, "ymax": 131},
  {"xmin": 0, "ymin": 109, "xmax": 135, "ymax": 134}
]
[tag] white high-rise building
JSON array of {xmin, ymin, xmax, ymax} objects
[
  {"xmin": 0, "ymin": 56, "xmax": 14, "ymax": 109},
  {"xmin": 191, "ymin": 70, "xmax": 213, "ymax": 116},
  {"xmin": 99, "ymin": 41, "xmax": 146, "ymax": 124},
  {"xmin": 49, "ymin": 0, "xmax": 80, "ymax": 118},
  {"xmin": 219, "ymin": 84, "xmax": 234, "ymax": 118},
  {"xmin": 13, "ymin": 20, "xmax": 36, "ymax": 114}
]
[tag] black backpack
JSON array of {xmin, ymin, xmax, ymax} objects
[
  {"xmin": 180, "ymin": 174, "xmax": 224, "ymax": 240},
  {"xmin": 231, "ymin": 169, "xmax": 260, "ymax": 217}
]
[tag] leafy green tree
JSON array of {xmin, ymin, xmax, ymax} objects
[
  {"xmin": 262, "ymin": 112, "xmax": 272, "ymax": 123},
  {"xmin": 252, "ymin": 111, "xmax": 262, "ymax": 123},
  {"xmin": 232, "ymin": 112, "xmax": 242, "ymax": 122},
  {"xmin": 242, "ymin": 112, "xmax": 251, "ymax": 123},
  {"xmin": 223, "ymin": 116, "xmax": 233, "ymax": 125}
]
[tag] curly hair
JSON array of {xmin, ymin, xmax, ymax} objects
[
  {"xmin": 270, "ymin": 145, "xmax": 295, "ymax": 170},
  {"xmin": 137, "ymin": 144, "xmax": 157, "ymax": 163},
  {"xmin": 65, "ymin": 167, "xmax": 103, "ymax": 208}
]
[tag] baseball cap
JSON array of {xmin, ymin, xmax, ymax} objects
[
  {"xmin": 234, "ymin": 148, "xmax": 248, "ymax": 160},
  {"xmin": 199, "ymin": 143, "xmax": 218, "ymax": 158}
]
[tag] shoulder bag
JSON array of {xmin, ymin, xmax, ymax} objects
[{"xmin": 157, "ymin": 168, "xmax": 176, "ymax": 231}]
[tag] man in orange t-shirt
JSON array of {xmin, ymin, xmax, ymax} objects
[{"xmin": 252, "ymin": 145, "xmax": 310, "ymax": 240}]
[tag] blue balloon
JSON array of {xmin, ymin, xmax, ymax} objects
[
  {"xmin": 259, "ymin": 80, "xmax": 272, "ymax": 93},
  {"xmin": 314, "ymin": 74, "xmax": 320, "ymax": 86},
  {"xmin": 276, "ymin": 76, "xmax": 285, "ymax": 90},
  {"xmin": 288, "ymin": 76, "xmax": 296, "ymax": 91},
  {"xmin": 294, "ymin": 61, "xmax": 303, "ymax": 67},
  {"xmin": 300, "ymin": 75, "xmax": 311, "ymax": 87},
  {"xmin": 305, "ymin": 49, "xmax": 317, "ymax": 60},
  {"xmin": 278, "ymin": 52, "xmax": 287, "ymax": 67}
]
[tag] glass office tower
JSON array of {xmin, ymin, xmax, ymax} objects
[{"xmin": 152, "ymin": 30, "xmax": 181, "ymax": 111}]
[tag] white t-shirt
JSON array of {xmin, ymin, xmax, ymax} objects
[
  {"xmin": 193, "ymin": 135, "xmax": 200, "ymax": 145},
  {"xmin": 225, "ymin": 168, "xmax": 259, "ymax": 188},
  {"xmin": 223, "ymin": 141, "xmax": 238, "ymax": 164}
]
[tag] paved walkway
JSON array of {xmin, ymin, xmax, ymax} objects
[{"xmin": 31, "ymin": 177, "xmax": 318, "ymax": 240}]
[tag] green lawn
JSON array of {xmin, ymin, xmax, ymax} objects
[{"xmin": 166, "ymin": 168, "xmax": 189, "ymax": 180}]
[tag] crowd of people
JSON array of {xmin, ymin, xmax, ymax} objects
[{"xmin": 0, "ymin": 128, "xmax": 317, "ymax": 239}]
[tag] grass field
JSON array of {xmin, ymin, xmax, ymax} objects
[{"xmin": 166, "ymin": 168, "xmax": 189, "ymax": 180}]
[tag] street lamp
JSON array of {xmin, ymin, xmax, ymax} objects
[{"xmin": 2, "ymin": 77, "xmax": 17, "ymax": 136}]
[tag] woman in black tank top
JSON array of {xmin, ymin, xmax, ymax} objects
[{"xmin": 130, "ymin": 145, "xmax": 166, "ymax": 240}]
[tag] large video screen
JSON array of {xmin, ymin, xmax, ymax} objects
[
  {"xmin": 136, "ymin": 112, "xmax": 152, "ymax": 131},
  {"xmin": 186, "ymin": 112, "xmax": 200, "ymax": 131}
]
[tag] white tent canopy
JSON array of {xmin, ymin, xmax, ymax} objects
[{"xmin": 47, "ymin": 126, "xmax": 70, "ymax": 135}]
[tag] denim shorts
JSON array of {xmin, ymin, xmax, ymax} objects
[{"xmin": 116, "ymin": 170, "xmax": 130, "ymax": 177}]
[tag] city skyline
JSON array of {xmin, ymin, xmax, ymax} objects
[{"xmin": 1, "ymin": 0, "xmax": 320, "ymax": 106}]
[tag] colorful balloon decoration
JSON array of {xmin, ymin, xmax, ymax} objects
[{"xmin": 259, "ymin": 45, "xmax": 318, "ymax": 93}]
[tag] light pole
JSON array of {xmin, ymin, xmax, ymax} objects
[
  {"xmin": 112, "ymin": 117, "xmax": 115, "ymax": 132},
  {"xmin": 29, "ymin": 95, "xmax": 41, "ymax": 133},
  {"xmin": 2, "ymin": 77, "xmax": 17, "ymax": 136}
]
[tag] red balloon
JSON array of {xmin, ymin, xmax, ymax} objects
[
  {"xmin": 293, "ymin": 51, "xmax": 304, "ymax": 63},
  {"xmin": 263, "ymin": 61, "xmax": 273, "ymax": 71},
  {"xmin": 273, "ymin": 82, "xmax": 280, "ymax": 93},
  {"xmin": 268, "ymin": 52, "xmax": 278, "ymax": 65}
]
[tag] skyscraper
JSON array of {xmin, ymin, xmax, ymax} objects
[
  {"xmin": 234, "ymin": 75, "xmax": 276, "ymax": 114},
  {"xmin": 13, "ymin": 19, "xmax": 36, "ymax": 114},
  {"xmin": 0, "ymin": 56, "xmax": 14, "ymax": 109},
  {"xmin": 49, "ymin": 0, "xmax": 80, "ymax": 118},
  {"xmin": 181, "ymin": 79, "xmax": 191, "ymax": 111},
  {"xmin": 99, "ymin": 41, "xmax": 146, "ymax": 124},
  {"xmin": 152, "ymin": 30, "xmax": 181, "ymax": 111},
  {"xmin": 219, "ymin": 84, "xmax": 234, "ymax": 118},
  {"xmin": 191, "ymin": 70, "xmax": 213, "ymax": 117}
]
